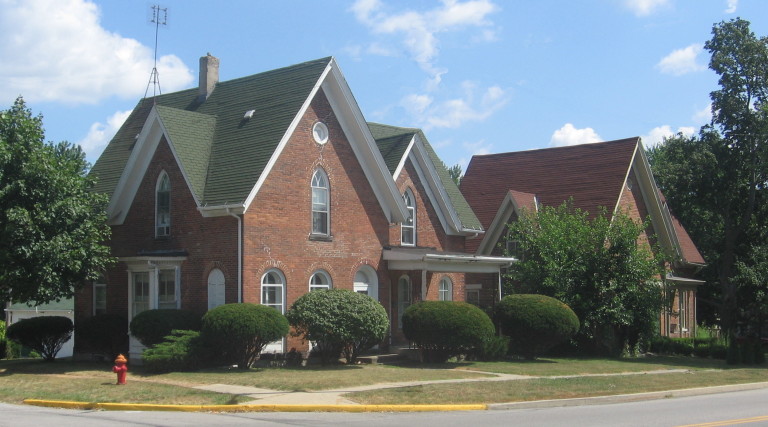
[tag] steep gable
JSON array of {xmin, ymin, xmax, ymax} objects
[
  {"xmin": 91, "ymin": 57, "xmax": 408, "ymax": 224},
  {"xmin": 461, "ymin": 138, "xmax": 639, "ymax": 230},
  {"xmin": 369, "ymin": 122, "xmax": 483, "ymax": 235}
]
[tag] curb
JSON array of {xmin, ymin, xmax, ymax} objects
[
  {"xmin": 22, "ymin": 382, "xmax": 768, "ymax": 413},
  {"xmin": 22, "ymin": 399, "xmax": 487, "ymax": 413},
  {"xmin": 487, "ymin": 381, "xmax": 768, "ymax": 410}
]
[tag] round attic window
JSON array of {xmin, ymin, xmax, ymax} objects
[{"xmin": 312, "ymin": 122, "xmax": 329, "ymax": 145}]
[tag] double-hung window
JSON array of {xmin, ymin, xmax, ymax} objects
[
  {"xmin": 126, "ymin": 259, "xmax": 183, "ymax": 319},
  {"xmin": 311, "ymin": 169, "xmax": 330, "ymax": 236},
  {"xmin": 156, "ymin": 173, "xmax": 171, "ymax": 237},
  {"xmin": 402, "ymin": 189, "xmax": 416, "ymax": 246}
]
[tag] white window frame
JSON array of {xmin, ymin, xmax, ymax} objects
[
  {"xmin": 261, "ymin": 269, "xmax": 286, "ymax": 314},
  {"xmin": 402, "ymin": 188, "xmax": 416, "ymax": 246},
  {"xmin": 438, "ymin": 276, "xmax": 453, "ymax": 301},
  {"xmin": 309, "ymin": 270, "xmax": 332, "ymax": 292},
  {"xmin": 207, "ymin": 269, "xmax": 226, "ymax": 310},
  {"xmin": 125, "ymin": 258, "xmax": 184, "ymax": 319},
  {"xmin": 354, "ymin": 265, "xmax": 379, "ymax": 301},
  {"xmin": 311, "ymin": 169, "xmax": 330, "ymax": 236},
  {"xmin": 155, "ymin": 172, "xmax": 171, "ymax": 237}
]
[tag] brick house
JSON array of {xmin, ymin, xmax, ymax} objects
[
  {"xmin": 75, "ymin": 55, "xmax": 513, "ymax": 359},
  {"xmin": 460, "ymin": 139, "xmax": 706, "ymax": 338}
]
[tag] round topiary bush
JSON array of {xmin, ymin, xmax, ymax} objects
[
  {"xmin": 76, "ymin": 314, "xmax": 128, "ymax": 358},
  {"xmin": 129, "ymin": 309, "xmax": 201, "ymax": 347},
  {"xmin": 402, "ymin": 301, "xmax": 495, "ymax": 363},
  {"xmin": 286, "ymin": 289, "xmax": 389, "ymax": 365},
  {"xmin": 6, "ymin": 316, "xmax": 74, "ymax": 361},
  {"xmin": 200, "ymin": 303, "xmax": 289, "ymax": 369},
  {"xmin": 495, "ymin": 294, "xmax": 580, "ymax": 360}
]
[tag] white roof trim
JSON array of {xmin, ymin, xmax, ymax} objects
[
  {"xmin": 475, "ymin": 190, "xmax": 537, "ymax": 255},
  {"xmin": 241, "ymin": 58, "xmax": 407, "ymax": 223},
  {"xmin": 392, "ymin": 135, "xmax": 416, "ymax": 179},
  {"xmin": 383, "ymin": 247, "xmax": 515, "ymax": 273},
  {"xmin": 626, "ymin": 140, "xmax": 684, "ymax": 263},
  {"xmin": 106, "ymin": 106, "xmax": 202, "ymax": 225},
  {"xmin": 402, "ymin": 134, "xmax": 474, "ymax": 236}
]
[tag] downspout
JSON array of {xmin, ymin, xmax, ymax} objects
[
  {"xmin": 227, "ymin": 208, "xmax": 243, "ymax": 303},
  {"xmin": 498, "ymin": 266, "xmax": 503, "ymax": 302}
]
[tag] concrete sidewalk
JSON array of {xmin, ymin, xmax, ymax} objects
[{"xmin": 193, "ymin": 368, "xmax": 691, "ymax": 405}]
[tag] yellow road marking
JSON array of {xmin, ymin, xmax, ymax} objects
[{"xmin": 676, "ymin": 415, "xmax": 768, "ymax": 427}]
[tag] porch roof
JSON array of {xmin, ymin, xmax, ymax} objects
[{"xmin": 383, "ymin": 246, "xmax": 515, "ymax": 273}]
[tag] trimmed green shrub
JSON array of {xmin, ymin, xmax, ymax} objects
[
  {"xmin": 129, "ymin": 309, "xmax": 201, "ymax": 347},
  {"xmin": 6, "ymin": 316, "xmax": 74, "ymax": 361},
  {"xmin": 200, "ymin": 303, "xmax": 289, "ymax": 369},
  {"xmin": 76, "ymin": 314, "xmax": 128, "ymax": 358},
  {"xmin": 495, "ymin": 294, "xmax": 579, "ymax": 360},
  {"xmin": 142, "ymin": 330, "xmax": 202, "ymax": 373},
  {"xmin": 403, "ymin": 301, "xmax": 495, "ymax": 363},
  {"xmin": 286, "ymin": 289, "xmax": 389, "ymax": 365},
  {"xmin": 477, "ymin": 335, "xmax": 510, "ymax": 361}
]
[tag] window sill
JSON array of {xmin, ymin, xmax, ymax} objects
[{"xmin": 309, "ymin": 234, "xmax": 333, "ymax": 242}]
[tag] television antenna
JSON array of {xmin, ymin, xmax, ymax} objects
[{"xmin": 144, "ymin": 5, "xmax": 168, "ymax": 99}]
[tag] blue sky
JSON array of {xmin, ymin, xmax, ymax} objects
[{"xmin": 1, "ymin": 0, "xmax": 766, "ymax": 170}]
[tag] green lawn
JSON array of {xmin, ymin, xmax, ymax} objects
[
  {"xmin": 0, "ymin": 356, "xmax": 765, "ymax": 406},
  {"xmin": 349, "ymin": 368, "xmax": 768, "ymax": 405}
]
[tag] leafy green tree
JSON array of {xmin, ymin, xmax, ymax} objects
[
  {"xmin": 648, "ymin": 18, "xmax": 768, "ymax": 337},
  {"xmin": 0, "ymin": 97, "xmax": 113, "ymax": 304},
  {"xmin": 505, "ymin": 202, "xmax": 666, "ymax": 356},
  {"xmin": 447, "ymin": 163, "xmax": 462, "ymax": 186}
]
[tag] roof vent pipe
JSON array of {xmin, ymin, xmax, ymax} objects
[{"xmin": 199, "ymin": 53, "xmax": 219, "ymax": 101}]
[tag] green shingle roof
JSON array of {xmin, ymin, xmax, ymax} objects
[
  {"xmin": 90, "ymin": 57, "xmax": 332, "ymax": 207},
  {"xmin": 368, "ymin": 122, "xmax": 483, "ymax": 233}
]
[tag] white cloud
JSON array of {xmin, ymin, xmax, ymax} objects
[
  {"xmin": 624, "ymin": 0, "xmax": 670, "ymax": 16},
  {"xmin": 641, "ymin": 125, "xmax": 696, "ymax": 148},
  {"xmin": 550, "ymin": 123, "xmax": 602, "ymax": 147},
  {"xmin": 0, "ymin": 0, "xmax": 194, "ymax": 105},
  {"xmin": 725, "ymin": 0, "xmax": 738, "ymax": 13},
  {"xmin": 77, "ymin": 109, "xmax": 132, "ymax": 161},
  {"xmin": 351, "ymin": 0, "xmax": 499, "ymax": 82},
  {"xmin": 403, "ymin": 83, "xmax": 509, "ymax": 129},
  {"xmin": 656, "ymin": 44, "xmax": 706, "ymax": 76},
  {"xmin": 462, "ymin": 139, "xmax": 492, "ymax": 156},
  {"xmin": 693, "ymin": 103, "xmax": 712, "ymax": 124}
]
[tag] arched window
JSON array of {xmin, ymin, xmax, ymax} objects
[
  {"xmin": 311, "ymin": 169, "xmax": 329, "ymax": 235},
  {"xmin": 309, "ymin": 270, "xmax": 332, "ymax": 291},
  {"xmin": 261, "ymin": 269, "xmax": 285, "ymax": 313},
  {"xmin": 438, "ymin": 276, "xmax": 453, "ymax": 301},
  {"xmin": 207, "ymin": 269, "xmax": 225, "ymax": 310},
  {"xmin": 156, "ymin": 172, "xmax": 171, "ymax": 237},
  {"xmin": 397, "ymin": 275, "xmax": 412, "ymax": 328},
  {"xmin": 402, "ymin": 188, "xmax": 415, "ymax": 245},
  {"xmin": 354, "ymin": 265, "xmax": 379, "ymax": 301}
]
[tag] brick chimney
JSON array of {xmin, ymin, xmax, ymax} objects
[{"xmin": 199, "ymin": 53, "xmax": 219, "ymax": 100}]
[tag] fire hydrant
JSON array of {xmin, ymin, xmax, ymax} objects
[{"xmin": 113, "ymin": 354, "xmax": 128, "ymax": 385}]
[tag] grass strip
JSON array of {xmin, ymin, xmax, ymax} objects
[{"xmin": 347, "ymin": 369, "xmax": 768, "ymax": 405}]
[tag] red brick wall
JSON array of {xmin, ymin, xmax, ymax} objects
[
  {"xmin": 240, "ymin": 89, "xmax": 394, "ymax": 352},
  {"xmin": 75, "ymin": 137, "xmax": 239, "ymax": 327}
]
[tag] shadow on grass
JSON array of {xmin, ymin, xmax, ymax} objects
[{"xmin": 0, "ymin": 358, "xmax": 113, "ymax": 376}]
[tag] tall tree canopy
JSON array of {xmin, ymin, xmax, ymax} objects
[
  {"xmin": 0, "ymin": 97, "xmax": 113, "ymax": 304},
  {"xmin": 648, "ymin": 18, "xmax": 768, "ymax": 337},
  {"xmin": 504, "ymin": 202, "xmax": 666, "ymax": 356}
]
